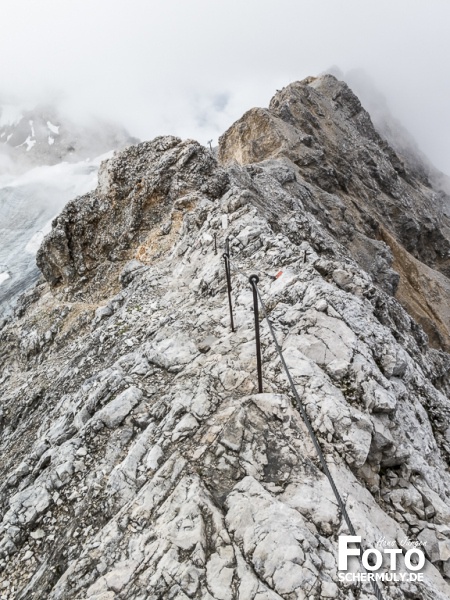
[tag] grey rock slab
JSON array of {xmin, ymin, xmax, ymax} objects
[
  {"xmin": 96, "ymin": 386, "xmax": 143, "ymax": 428},
  {"xmin": 145, "ymin": 334, "xmax": 200, "ymax": 372},
  {"xmin": 206, "ymin": 553, "xmax": 234, "ymax": 600},
  {"xmin": 4, "ymin": 485, "xmax": 51, "ymax": 526},
  {"xmin": 225, "ymin": 476, "xmax": 318, "ymax": 596},
  {"xmin": 171, "ymin": 414, "xmax": 199, "ymax": 442},
  {"xmin": 281, "ymin": 475, "xmax": 340, "ymax": 536}
]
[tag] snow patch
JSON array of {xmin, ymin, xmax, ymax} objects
[
  {"xmin": 4, "ymin": 151, "xmax": 111, "ymax": 192},
  {"xmin": 21, "ymin": 136, "xmax": 36, "ymax": 152},
  {"xmin": 25, "ymin": 220, "xmax": 53, "ymax": 254},
  {"xmin": 47, "ymin": 121, "xmax": 59, "ymax": 135},
  {"xmin": 48, "ymin": 136, "xmax": 54, "ymax": 146},
  {"xmin": 0, "ymin": 105, "xmax": 22, "ymax": 127},
  {"xmin": 0, "ymin": 272, "xmax": 10, "ymax": 286},
  {"xmin": 29, "ymin": 120, "xmax": 35, "ymax": 137}
]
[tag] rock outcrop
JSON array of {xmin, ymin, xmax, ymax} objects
[
  {"xmin": 0, "ymin": 104, "xmax": 137, "ymax": 320},
  {"xmin": 219, "ymin": 75, "xmax": 450, "ymax": 350},
  {"xmin": 36, "ymin": 136, "xmax": 228, "ymax": 301},
  {"xmin": 0, "ymin": 75, "xmax": 450, "ymax": 600}
]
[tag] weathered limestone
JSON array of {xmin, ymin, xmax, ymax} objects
[{"xmin": 0, "ymin": 75, "xmax": 450, "ymax": 599}]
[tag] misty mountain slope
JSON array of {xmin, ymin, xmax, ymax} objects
[
  {"xmin": 0, "ymin": 78, "xmax": 450, "ymax": 600},
  {"xmin": 0, "ymin": 104, "xmax": 137, "ymax": 319},
  {"xmin": 0, "ymin": 103, "xmax": 136, "ymax": 172},
  {"xmin": 0, "ymin": 158, "xmax": 105, "ymax": 318},
  {"xmin": 331, "ymin": 68, "xmax": 450, "ymax": 200}
]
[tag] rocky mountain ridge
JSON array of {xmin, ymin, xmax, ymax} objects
[
  {"xmin": 326, "ymin": 67, "xmax": 450, "ymax": 199},
  {"xmin": 219, "ymin": 75, "xmax": 450, "ymax": 351},
  {"xmin": 0, "ymin": 75, "xmax": 450, "ymax": 600}
]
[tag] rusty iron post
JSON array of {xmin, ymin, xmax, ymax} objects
[
  {"xmin": 223, "ymin": 252, "xmax": 235, "ymax": 332},
  {"xmin": 249, "ymin": 274, "xmax": 263, "ymax": 393}
]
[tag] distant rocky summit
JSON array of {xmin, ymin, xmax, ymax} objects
[
  {"xmin": 0, "ymin": 102, "xmax": 136, "ymax": 172},
  {"xmin": 0, "ymin": 75, "xmax": 450, "ymax": 600}
]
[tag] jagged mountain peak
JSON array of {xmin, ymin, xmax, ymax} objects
[
  {"xmin": 219, "ymin": 74, "xmax": 450, "ymax": 350},
  {"xmin": 326, "ymin": 68, "xmax": 450, "ymax": 198}
]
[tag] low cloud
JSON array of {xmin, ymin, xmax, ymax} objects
[{"xmin": 1, "ymin": 0, "xmax": 449, "ymax": 174}]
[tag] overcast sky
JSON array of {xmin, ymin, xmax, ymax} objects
[{"xmin": 2, "ymin": 0, "xmax": 450, "ymax": 174}]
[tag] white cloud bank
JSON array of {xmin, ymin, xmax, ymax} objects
[{"xmin": 1, "ymin": 0, "xmax": 449, "ymax": 174}]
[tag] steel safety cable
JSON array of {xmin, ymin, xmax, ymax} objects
[
  {"xmin": 225, "ymin": 251, "xmax": 385, "ymax": 600},
  {"xmin": 254, "ymin": 282, "xmax": 385, "ymax": 600}
]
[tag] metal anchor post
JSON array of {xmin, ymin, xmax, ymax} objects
[
  {"xmin": 249, "ymin": 274, "xmax": 263, "ymax": 393},
  {"xmin": 223, "ymin": 251, "xmax": 235, "ymax": 333}
]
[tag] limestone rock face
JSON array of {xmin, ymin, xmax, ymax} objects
[
  {"xmin": 1, "ymin": 76, "xmax": 450, "ymax": 600},
  {"xmin": 36, "ymin": 136, "xmax": 228, "ymax": 299},
  {"xmin": 219, "ymin": 75, "xmax": 450, "ymax": 349}
]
